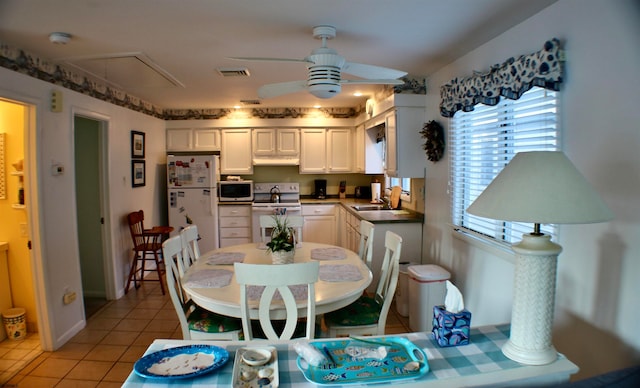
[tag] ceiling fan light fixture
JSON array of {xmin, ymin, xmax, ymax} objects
[
  {"xmin": 309, "ymin": 83, "xmax": 341, "ymax": 99},
  {"xmin": 49, "ymin": 32, "xmax": 71, "ymax": 45}
]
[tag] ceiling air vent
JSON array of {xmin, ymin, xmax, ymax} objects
[
  {"xmin": 216, "ymin": 67, "xmax": 251, "ymax": 77},
  {"xmin": 240, "ymin": 99, "xmax": 261, "ymax": 105}
]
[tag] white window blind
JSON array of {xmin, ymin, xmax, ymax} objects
[{"xmin": 450, "ymin": 87, "xmax": 559, "ymax": 244}]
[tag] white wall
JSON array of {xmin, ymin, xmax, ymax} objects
[
  {"xmin": 1, "ymin": 67, "xmax": 166, "ymax": 349},
  {"xmin": 423, "ymin": 0, "xmax": 640, "ymax": 380}
]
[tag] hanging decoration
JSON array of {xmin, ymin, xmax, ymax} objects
[
  {"xmin": 420, "ymin": 120, "xmax": 445, "ymax": 162},
  {"xmin": 439, "ymin": 38, "xmax": 564, "ymax": 118}
]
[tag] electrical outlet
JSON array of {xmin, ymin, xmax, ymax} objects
[
  {"xmin": 19, "ymin": 223, "xmax": 28, "ymax": 237},
  {"xmin": 63, "ymin": 291, "xmax": 76, "ymax": 305}
]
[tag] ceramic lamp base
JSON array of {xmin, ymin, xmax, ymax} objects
[{"xmin": 504, "ymin": 233, "xmax": 562, "ymax": 365}]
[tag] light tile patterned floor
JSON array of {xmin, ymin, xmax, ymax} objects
[{"xmin": 0, "ymin": 281, "xmax": 411, "ymax": 387}]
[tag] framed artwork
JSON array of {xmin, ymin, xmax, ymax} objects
[
  {"xmin": 132, "ymin": 160, "xmax": 146, "ymax": 187},
  {"xmin": 131, "ymin": 130, "xmax": 145, "ymax": 158}
]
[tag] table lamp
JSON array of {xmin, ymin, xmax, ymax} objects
[{"xmin": 466, "ymin": 151, "xmax": 613, "ymax": 365}]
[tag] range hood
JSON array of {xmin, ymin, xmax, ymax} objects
[{"xmin": 252, "ymin": 157, "xmax": 300, "ymax": 166}]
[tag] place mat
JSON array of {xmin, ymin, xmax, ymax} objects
[
  {"xmin": 183, "ymin": 269, "xmax": 233, "ymax": 288},
  {"xmin": 319, "ymin": 264, "xmax": 363, "ymax": 282},
  {"xmin": 310, "ymin": 247, "xmax": 346, "ymax": 261},
  {"xmin": 205, "ymin": 252, "xmax": 245, "ymax": 265},
  {"xmin": 247, "ymin": 285, "xmax": 308, "ymax": 301}
]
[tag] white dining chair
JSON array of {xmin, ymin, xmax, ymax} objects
[
  {"xmin": 260, "ymin": 214, "xmax": 304, "ymax": 246},
  {"xmin": 324, "ymin": 230, "xmax": 402, "ymax": 337},
  {"xmin": 234, "ymin": 261, "xmax": 319, "ymax": 341},
  {"xmin": 180, "ymin": 224, "xmax": 200, "ymax": 271},
  {"xmin": 358, "ymin": 220, "xmax": 375, "ymax": 269},
  {"xmin": 162, "ymin": 235, "xmax": 242, "ymax": 340}
]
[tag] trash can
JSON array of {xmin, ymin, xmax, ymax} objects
[
  {"xmin": 407, "ymin": 265, "xmax": 450, "ymax": 332},
  {"xmin": 395, "ymin": 261, "xmax": 419, "ymax": 317},
  {"xmin": 2, "ymin": 307, "xmax": 27, "ymax": 340}
]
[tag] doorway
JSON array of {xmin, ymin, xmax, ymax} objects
[{"xmin": 73, "ymin": 115, "xmax": 108, "ymax": 318}]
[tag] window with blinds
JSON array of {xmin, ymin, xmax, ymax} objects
[{"xmin": 450, "ymin": 87, "xmax": 559, "ymax": 244}]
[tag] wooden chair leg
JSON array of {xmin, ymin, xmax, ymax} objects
[
  {"xmin": 153, "ymin": 250, "xmax": 166, "ymax": 295},
  {"xmin": 125, "ymin": 252, "xmax": 140, "ymax": 294}
]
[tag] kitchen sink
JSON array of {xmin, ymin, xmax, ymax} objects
[{"xmin": 351, "ymin": 205, "xmax": 386, "ymax": 211}]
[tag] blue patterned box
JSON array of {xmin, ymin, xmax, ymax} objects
[{"xmin": 432, "ymin": 305, "xmax": 471, "ymax": 347}]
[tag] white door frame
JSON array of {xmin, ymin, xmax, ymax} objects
[
  {"xmin": 72, "ymin": 108, "xmax": 116, "ymax": 300},
  {"xmin": 0, "ymin": 91, "xmax": 52, "ymax": 350}
]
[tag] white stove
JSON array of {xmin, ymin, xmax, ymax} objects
[{"xmin": 251, "ymin": 182, "xmax": 301, "ymax": 242}]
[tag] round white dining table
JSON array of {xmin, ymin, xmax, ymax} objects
[{"xmin": 182, "ymin": 242, "xmax": 372, "ymax": 320}]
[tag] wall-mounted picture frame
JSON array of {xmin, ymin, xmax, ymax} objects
[
  {"xmin": 132, "ymin": 160, "xmax": 146, "ymax": 187},
  {"xmin": 131, "ymin": 130, "xmax": 145, "ymax": 158}
]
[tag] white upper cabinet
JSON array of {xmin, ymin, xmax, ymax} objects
[
  {"xmin": 327, "ymin": 128, "xmax": 352, "ymax": 173},
  {"xmin": 252, "ymin": 128, "xmax": 299, "ymax": 165},
  {"xmin": 167, "ymin": 128, "xmax": 220, "ymax": 151},
  {"xmin": 300, "ymin": 128, "xmax": 352, "ymax": 174},
  {"xmin": 220, "ymin": 129, "xmax": 253, "ymax": 175},
  {"xmin": 300, "ymin": 128, "xmax": 327, "ymax": 173},
  {"xmin": 385, "ymin": 106, "xmax": 425, "ymax": 178},
  {"xmin": 356, "ymin": 123, "xmax": 384, "ymax": 174}
]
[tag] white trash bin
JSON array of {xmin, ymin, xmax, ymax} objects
[
  {"xmin": 407, "ymin": 265, "xmax": 450, "ymax": 332},
  {"xmin": 395, "ymin": 262, "xmax": 419, "ymax": 317},
  {"xmin": 2, "ymin": 307, "xmax": 27, "ymax": 340}
]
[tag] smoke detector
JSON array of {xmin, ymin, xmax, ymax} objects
[{"xmin": 49, "ymin": 32, "xmax": 71, "ymax": 45}]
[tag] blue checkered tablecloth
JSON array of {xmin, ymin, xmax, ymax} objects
[{"xmin": 122, "ymin": 324, "xmax": 577, "ymax": 387}]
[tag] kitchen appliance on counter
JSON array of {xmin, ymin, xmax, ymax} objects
[
  {"xmin": 355, "ymin": 185, "xmax": 372, "ymax": 199},
  {"xmin": 314, "ymin": 179, "xmax": 327, "ymax": 199},
  {"xmin": 167, "ymin": 153, "xmax": 219, "ymax": 252},
  {"xmin": 251, "ymin": 182, "xmax": 301, "ymax": 243},
  {"xmin": 219, "ymin": 179, "xmax": 254, "ymax": 202}
]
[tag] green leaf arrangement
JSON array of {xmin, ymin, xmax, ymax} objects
[{"xmin": 265, "ymin": 215, "xmax": 296, "ymax": 253}]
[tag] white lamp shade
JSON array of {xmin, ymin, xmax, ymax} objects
[{"xmin": 467, "ymin": 151, "xmax": 613, "ymax": 224}]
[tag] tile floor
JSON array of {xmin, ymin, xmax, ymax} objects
[{"xmin": 1, "ymin": 281, "xmax": 411, "ymax": 387}]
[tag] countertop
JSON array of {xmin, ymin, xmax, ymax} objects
[
  {"xmin": 301, "ymin": 197, "xmax": 423, "ymax": 224},
  {"xmin": 218, "ymin": 198, "xmax": 423, "ymax": 224}
]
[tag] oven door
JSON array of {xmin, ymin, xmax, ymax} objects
[{"xmin": 251, "ymin": 205, "xmax": 302, "ymax": 244}]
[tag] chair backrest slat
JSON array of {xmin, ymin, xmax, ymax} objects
[
  {"xmin": 358, "ymin": 220, "xmax": 375, "ymax": 269},
  {"xmin": 234, "ymin": 261, "xmax": 319, "ymax": 341},
  {"xmin": 180, "ymin": 224, "xmax": 200, "ymax": 270},
  {"xmin": 259, "ymin": 215, "xmax": 304, "ymax": 245}
]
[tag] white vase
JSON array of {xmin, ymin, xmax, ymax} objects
[{"xmin": 271, "ymin": 250, "xmax": 295, "ymax": 264}]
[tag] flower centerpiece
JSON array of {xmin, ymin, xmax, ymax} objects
[{"xmin": 265, "ymin": 214, "xmax": 296, "ymax": 264}]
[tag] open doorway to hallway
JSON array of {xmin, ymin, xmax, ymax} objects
[{"xmin": 74, "ymin": 115, "xmax": 108, "ymax": 319}]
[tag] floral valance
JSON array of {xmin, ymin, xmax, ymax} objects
[{"xmin": 439, "ymin": 38, "xmax": 563, "ymax": 118}]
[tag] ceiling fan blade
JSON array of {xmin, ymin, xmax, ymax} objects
[
  {"xmin": 258, "ymin": 80, "xmax": 308, "ymax": 99},
  {"xmin": 340, "ymin": 79, "xmax": 405, "ymax": 85},
  {"xmin": 342, "ymin": 62, "xmax": 407, "ymax": 80},
  {"xmin": 227, "ymin": 56, "xmax": 313, "ymax": 64}
]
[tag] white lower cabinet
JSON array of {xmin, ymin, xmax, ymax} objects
[
  {"xmin": 337, "ymin": 205, "xmax": 423, "ymax": 294},
  {"xmin": 302, "ymin": 204, "xmax": 336, "ymax": 245},
  {"xmin": 218, "ymin": 205, "xmax": 252, "ymax": 248}
]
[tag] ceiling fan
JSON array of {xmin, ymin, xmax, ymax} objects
[{"xmin": 229, "ymin": 25, "xmax": 407, "ymax": 99}]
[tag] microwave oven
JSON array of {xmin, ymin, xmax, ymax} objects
[{"xmin": 219, "ymin": 180, "xmax": 253, "ymax": 202}]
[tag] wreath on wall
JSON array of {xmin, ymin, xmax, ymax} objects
[{"xmin": 420, "ymin": 120, "xmax": 445, "ymax": 162}]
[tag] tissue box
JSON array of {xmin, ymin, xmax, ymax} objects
[{"xmin": 432, "ymin": 305, "xmax": 471, "ymax": 347}]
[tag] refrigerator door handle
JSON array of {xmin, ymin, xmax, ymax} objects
[{"xmin": 209, "ymin": 190, "xmax": 216, "ymax": 216}]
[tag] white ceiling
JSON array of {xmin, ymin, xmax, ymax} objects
[{"xmin": 0, "ymin": 0, "xmax": 557, "ymax": 110}]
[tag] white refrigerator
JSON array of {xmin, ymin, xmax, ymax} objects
[{"xmin": 167, "ymin": 153, "xmax": 220, "ymax": 253}]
